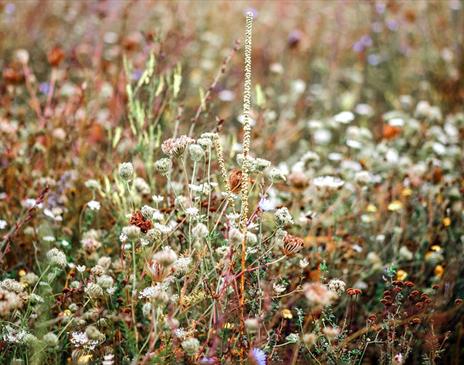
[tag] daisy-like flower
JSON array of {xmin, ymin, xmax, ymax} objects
[
  {"xmin": 249, "ymin": 348, "xmax": 266, "ymax": 365},
  {"xmin": 87, "ymin": 200, "xmax": 101, "ymax": 211},
  {"xmin": 313, "ymin": 176, "xmax": 345, "ymax": 189}
]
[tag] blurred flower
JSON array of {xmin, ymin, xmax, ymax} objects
[{"xmin": 249, "ymin": 348, "xmax": 266, "ymax": 365}]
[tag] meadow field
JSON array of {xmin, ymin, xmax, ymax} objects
[{"xmin": 1, "ymin": 1, "xmax": 464, "ymax": 364}]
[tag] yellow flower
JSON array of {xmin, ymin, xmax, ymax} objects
[
  {"xmin": 77, "ymin": 355, "xmax": 92, "ymax": 365},
  {"xmin": 63, "ymin": 309, "xmax": 72, "ymax": 317},
  {"xmin": 281, "ymin": 308, "xmax": 293, "ymax": 319},
  {"xmin": 442, "ymin": 217, "xmax": 451, "ymax": 227},
  {"xmin": 388, "ymin": 200, "xmax": 403, "ymax": 211},
  {"xmin": 366, "ymin": 204, "xmax": 377, "ymax": 213},
  {"xmin": 18, "ymin": 269, "xmax": 27, "ymax": 277},
  {"xmin": 401, "ymin": 188, "xmax": 412, "ymax": 197},
  {"xmin": 434, "ymin": 265, "xmax": 444, "ymax": 278},
  {"xmin": 223, "ymin": 322, "xmax": 234, "ymax": 329},
  {"xmin": 430, "ymin": 245, "xmax": 442, "ymax": 252},
  {"xmin": 396, "ymin": 269, "xmax": 408, "ymax": 281}
]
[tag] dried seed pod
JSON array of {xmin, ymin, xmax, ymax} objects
[{"xmin": 282, "ymin": 234, "xmax": 304, "ymax": 256}]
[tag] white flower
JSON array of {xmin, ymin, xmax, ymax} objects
[
  {"xmin": 152, "ymin": 195, "xmax": 164, "ymax": 204},
  {"xmin": 299, "ymin": 258, "xmax": 309, "ymax": 268},
  {"xmin": 259, "ymin": 197, "xmax": 276, "ymax": 211},
  {"xmin": 273, "ymin": 283, "xmax": 287, "ymax": 294},
  {"xmin": 334, "ymin": 111, "xmax": 355, "ymax": 124},
  {"xmin": 87, "ymin": 200, "xmax": 101, "ymax": 211},
  {"xmin": 313, "ymin": 176, "xmax": 345, "ymax": 189},
  {"xmin": 185, "ymin": 207, "xmax": 199, "ymax": 217},
  {"xmin": 0, "ymin": 220, "xmax": 7, "ymax": 230},
  {"xmin": 77, "ymin": 265, "xmax": 86, "ymax": 273},
  {"xmin": 43, "ymin": 235, "xmax": 56, "ymax": 242}
]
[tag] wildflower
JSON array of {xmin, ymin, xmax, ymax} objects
[
  {"xmin": 21, "ymin": 272, "xmax": 38, "ymax": 285},
  {"xmin": 85, "ymin": 325, "xmax": 105, "ymax": 341},
  {"xmin": 328, "ymin": 279, "xmax": 346, "ymax": 295},
  {"xmin": 152, "ymin": 194, "xmax": 164, "ymax": 204},
  {"xmin": 273, "ymin": 282, "xmax": 287, "ymax": 294},
  {"xmin": 173, "ymin": 257, "xmax": 192, "ymax": 273},
  {"xmin": 334, "ymin": 111, "xmax": 354, "ymax": 124},
  {"xmin": 299, "ymin": 258, "xmax": 309, "ymax": 268},
  {"xmin": 281, "ymin": 308, "xmax": 293, "ymax": 319},
  {"xmin": 162, "ymin": 135, "xmax": 195, "ymax": 157},
  {"xmin": 393, "ymin": 353, "xmax": 405, "ymax": 365},
  {"xmin": 185, "ymin": 207, "xmax": 199, "ymax": 218},
  {"xmin": 388, "ymin": 200, "xmax": 403, "ymax": 211},
  {"xmin": 192, "ymin": 223, "xmax": 209, "ymax": 239},
  {"xmin": 275, "ymin": 207, "xmax": 294, "ymax": 226},
  {"xmin": 399, "ymin": 246, "xmax": 413, "ymax": 261},
  {"xmin": 121, "ymin": 225, "xmax": 141, "ymax": 240},
  {"xmin": 77, "ymin": 265, "xmax": 86, "ymax": 273},
  {"xmin": 46, "ymin": 248, "xmax": 67, "ymax": 268},
  {"xmin": 42, "ymin": 235, "xmax": 55, "ymax": 242},
  {"xmin": 153, "ymin": 246, "xmax": 178, "ymax": 267},
  {"xmin": 396, "ymin": 270, "xmax": 408, "ymax": 281},
  {"xmin": 85, "ymin": 283, "xmax": 104, "ymax": 299},
  {"xmin": 102, "ymin": 354, "xmax": 115, "ymax": 365},
  {"xmin": 134, "ymin": 177, "xmax": 150, "ymax": 195},
  {"xmin": 154, "ymin": 158, "xmax": 172, "ymax": 175},
  {"xmin": 249, "ymin": 348, "xmax": 266, "ymax": 365},
  {"xmin": 181, "ymin": 337, "xmax": 200, "ymax": 356},
  {"xmin": 43, "ymin": 332, "xmax": 59, "ymax": 347},
  {"xmin": 313, "ymin": 176, "xmax": 345, "ymax": 189},
  {"xmin": 434, "ymin": 265, "xmax": 444, "ymax": 278},
  {"xmin": 303, "ymin": 283, "xmax": 336, "ymax": 306},
  {"xmin": 286, "ymin": 333, "xmax": 299, "ymax": 343},
  {"xmin": 268, "ymin": 167, "xmax": 287, "ymax": 182},
  {"xmin": 118, "ymin": 162, "xmax": 134, "ymax": 180},
  {"xmin": 245, "ymin": 317, "xmax": 259, "ymax": 332},
  {"xmin": 84, "ymin": 179, "xmax": 100, "ymax": 190},
  {"xmin": 87, "ymin": 200, "xmax": 101, "ymax": 211},
  {"xmin": 189, "ymin": 143, "xmax": 205, "ymax": 161},
  {"xmin": 303, "ymin": 333, "xmax": 317, "ymax": 347},
  {"xmin": 0, "ymin": 220, "xmax": 7, "ymax": 229},
  {"xmin": 322, "ymin": 327, "xmax": 340, "ymax": 339},
  {"xmin": 97, "ymin": 275, "xmax": 114, "ymax": 289}
]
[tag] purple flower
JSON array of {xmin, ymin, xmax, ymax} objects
[
  {"xmin": 249, "ymin": 348, "xmax": 266, "ymax": 365},
  {"xmin": 39, "ymin": 82, "xmax": 50, "ymax": 95},
  {"xmin": 352, "ymin": 35, "xmax": 373, "ymax": 53}
]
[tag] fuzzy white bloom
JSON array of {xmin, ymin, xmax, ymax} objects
[
  {"xmin": 303, "ymin": 282, "xmax": 337, "ymax": 306},
  {"xmin": 192, "ymin": 223, "xmax": 209, "ymax": 239},
  {"xmin": 181, "ymin": 337, "xmax": 200, "ymax": 356},
  {"xmin": 313, "ymin": 176, "xmax": 345, "ymax": 189},
  {"xmin": 173, "ymin": 257, "xmax": 192, "ymax": 273},
  {"xmin": 153, "ymin": 246, "xmax": 178, "ymax": 267},
  {"xmin": 46, "ymin": 248, "xmax": 67, "ymax": 268},
  {"xmin": 87, "ymin": 200, "xmax": 101, "ymax": 211},
  {"xmin": 118, "ymin": 162, "xmax": 134, "ymax": 180},
  {"xmin": 334, "ymin": 111, "xmax": 354, "ymax": 124},
  {"xmin": 185, "ymin": 207, "xmax": 199, "ymax": 218},
  {"xmin": 328, "ymin": 279, "xmax": 346, "ymax": 295},
  {"xmin": 275, "ymin": 207, "xmax": 294, "ymax": 226},
  {"xmin": 152, "ymin": 195, "xmax": 164, "ymax": 204},
  {"xmin": 0, "ymin": 220, "xmax": 7, "ymax": 230}
]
